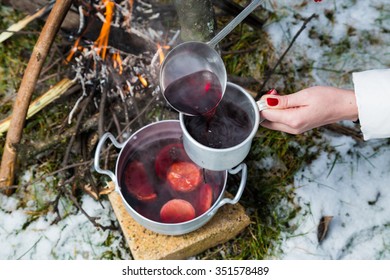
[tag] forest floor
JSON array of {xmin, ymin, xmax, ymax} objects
[{"xmin": 1, "ymin": 0, "xmax": 390, "ymax": 260}]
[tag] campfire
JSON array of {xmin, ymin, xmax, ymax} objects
[
  {"xmin": 0, "ymin": 0, "xmax": 316, "ymax": 228},
  {"xmin": 61, "ymin": 0, "xmax": 177, "ymax": 202},
  {"xmin": 64, "ymin": 0, "xmax": 172, "ymax": 125},
  {"xmin": 0, "ymin": 0, "xmax": 183, "ymax": 229}
]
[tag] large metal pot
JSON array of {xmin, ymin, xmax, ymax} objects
[{"xmin": 94, "ymin": 120, "xmax": 247, "ymax": 235}]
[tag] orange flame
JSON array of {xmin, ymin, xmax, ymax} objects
[
  {"xmin": 157, "ymin": 43, "xmax": 170, "ymax": 65},
  {"xmin": 138, "ymin": 74, "xmax": 148, "ymax": 87},
  {"xmin": 65, "ymin": 36, "xmax": 83, "ymax": 63},
  {"xmin": 94, "ymin": 0, "xmax": 115, "ymax": 60},
  {"xmin": 112, "ymin": 51, "xmax": 123, "ymax": 74},
  {"xmin": 125, "ymin": 0, "xmax": 134, "ymax": 25}
]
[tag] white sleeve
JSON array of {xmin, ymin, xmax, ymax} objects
[{"xmin": 352, "ymin": 69, "xmax": 390, "ymax": 141}]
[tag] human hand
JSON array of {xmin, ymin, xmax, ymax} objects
[{"xmin": 259, "ymin": 86, "xmax": 359, "ymax": 134}]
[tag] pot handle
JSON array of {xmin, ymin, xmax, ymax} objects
[
  {"xmin": 94, "ymin": 132, "xmax": 124, "ymax": 187},
  {"xmin": 207, "ymin": 163, "xmax": 247, "ymax": 217}
]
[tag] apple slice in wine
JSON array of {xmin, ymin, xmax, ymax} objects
[
  {"xmin": 166, "ymin": 162, "xmax": 201, "ymax": 192},
  {"xmin": 123, "ymin": 161, "xmax": 157, "ymax": 201},
  {"xmin": 196, "ymin": 183, "xmax": 213, "ymax": 215},
  {"xmin": 155, "ymin": 143, "xmax": 190, "ymax": 180},
  {"xmin": 160, "ymin": 199, "xmax": 196, "ymax": 223}
]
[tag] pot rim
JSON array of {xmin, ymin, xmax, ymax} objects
[{"xmin": 179, "ymin": 82, "xmax": 260, "ymax": 153}]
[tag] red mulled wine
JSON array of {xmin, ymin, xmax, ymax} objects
[
  {"xmin": 163, "ymin": 70, "xmax": 223, "ymax": 115},
  {"xmin": 120, "ymin": 139, "xmax": 224, "ymax": 223},
  {"xmin": 183, "ymin": 99, "xmax": 253, "ymax": 148}
]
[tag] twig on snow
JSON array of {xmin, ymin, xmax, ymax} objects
[{"xmin": 255, "ymin": 13, "xmax": 318, "ymax": 100}]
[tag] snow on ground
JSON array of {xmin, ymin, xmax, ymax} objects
[
  {"xmin": 265, "ymin": 0, "xmax": 390, "ymax": 259},
  {"xmin": 280, "ymin": 134, "xmax": 390, "ymax": 259},
  {"xmin": 265, "ymin": 0, "xmax": 390, "ymax": 87},
  {"xmin": 1, "ymin": 0, "xmax": 390, "ymax": 260},
  {"xmin": 0, "ymin": 187, "xmax": 131, "ymax": 259}
]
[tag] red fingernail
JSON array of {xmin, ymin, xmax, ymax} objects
[
  {"xmin": 267, "ymin": 97, "xmax": 279, "ymax": 106},
  {"xmin": 266, "ymin": 89, "xmax": 278, "ymax": 95}
]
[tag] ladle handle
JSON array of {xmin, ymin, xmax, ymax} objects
[{"xmin": 208, "ymin": 0, "xmax": 264, "ymax": 48}]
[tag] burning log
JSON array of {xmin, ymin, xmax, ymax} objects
[
  {"xmin": 4, "ymin": 0, "xmax": 157, "ymax": 55},
  {"xmin": 63, "ymin": 0, "xmax": 165, "ymax": 138}
]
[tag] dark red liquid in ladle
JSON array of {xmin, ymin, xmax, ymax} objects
[{"xmin": 163, "ymin": 70, "xmax": 223, "ymax": 116}]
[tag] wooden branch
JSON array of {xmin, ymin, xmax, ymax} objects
[
  {"xmin": 0, "ymin": 1, "xmax": 53, "ymax": 43},
  {"xmin": 24, "ymin": 113, "xmax": 98, "ymax": 160},
  {"xmin": 4, "ymin": 0, "xmax": 80, "ymax": 32},
  {"xmin": 0, "ymin": 78, "xmax": 76, "ymax": 136},
  {"xmin": 323, "ymin": 123, "xmax": 363, "ymax": 142},
  {"xmin": 0, "ymin": 0, "xmax": 73, "ymax": 195},
  {"xmin": 62, "ymin": 93, "xmax": 94, "ymax": 168}
]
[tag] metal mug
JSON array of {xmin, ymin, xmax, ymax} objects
[{"xmin": 179, "ymin": 82, "xmax": 267, "ymax": 171}]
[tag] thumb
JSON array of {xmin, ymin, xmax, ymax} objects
[{"xmin": 262, "ymin": 92, "xmax": 305, "ymax": 109}]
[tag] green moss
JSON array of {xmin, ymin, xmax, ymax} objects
[{"xmin": 0, "ymin": 7, "xmax": 40, "ymax": 102}]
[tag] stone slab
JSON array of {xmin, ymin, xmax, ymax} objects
[{"xmin": 107, "ymin": 182, "xmax": 250, "ymax": 260}]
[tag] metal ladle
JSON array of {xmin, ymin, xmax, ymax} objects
[{"xmin": 159, "ymin": 0, "xmax": 264, "ymax": 116}]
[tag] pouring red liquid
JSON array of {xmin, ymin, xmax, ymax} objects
[{"xmin": 163, "ymin": 70, "xmax": 223, "ymax": 116}]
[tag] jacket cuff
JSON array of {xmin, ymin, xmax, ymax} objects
[{"xmin": 352, "ymin": 69, "xmax": 390, "ymax": 140}]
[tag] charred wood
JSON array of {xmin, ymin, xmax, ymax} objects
[{"xmin": 4, "ymin": 0, "xmax": 156, "ymax": 55}]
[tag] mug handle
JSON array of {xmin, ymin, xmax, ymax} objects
[
  {"xmin": 256, "ymin": 99, "xmax": 268, "ymax": 123},
  {"xmin": 94, "ymin": 132, "xmax": 124, "ymax": 187},
  {"xmin": 207, "ymin": 163, "xmax": 248, "ymax": 217}
]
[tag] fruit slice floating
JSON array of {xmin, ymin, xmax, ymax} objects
[
  {"xmin": 197, "ymin": 183, "xmax": 213, "ymax": 215},
  {"xmin": 167, "ymin": 161, "xmax": 201, "ymax": 192},
  {"xmin": 124, "ymin": 161, "xmax": 157, "ymax": 201},
  {"xmin": 155, "ymin": 143, "xmax": 190, "ymax": 179},
  {"xmin": 160, "ymin": 199, "xmax": 196, "ymax": 223}
]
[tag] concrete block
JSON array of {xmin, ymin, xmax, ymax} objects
[{"xmin": 107, "ymin": 182, "xmax": 250, "ymax": 260}]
